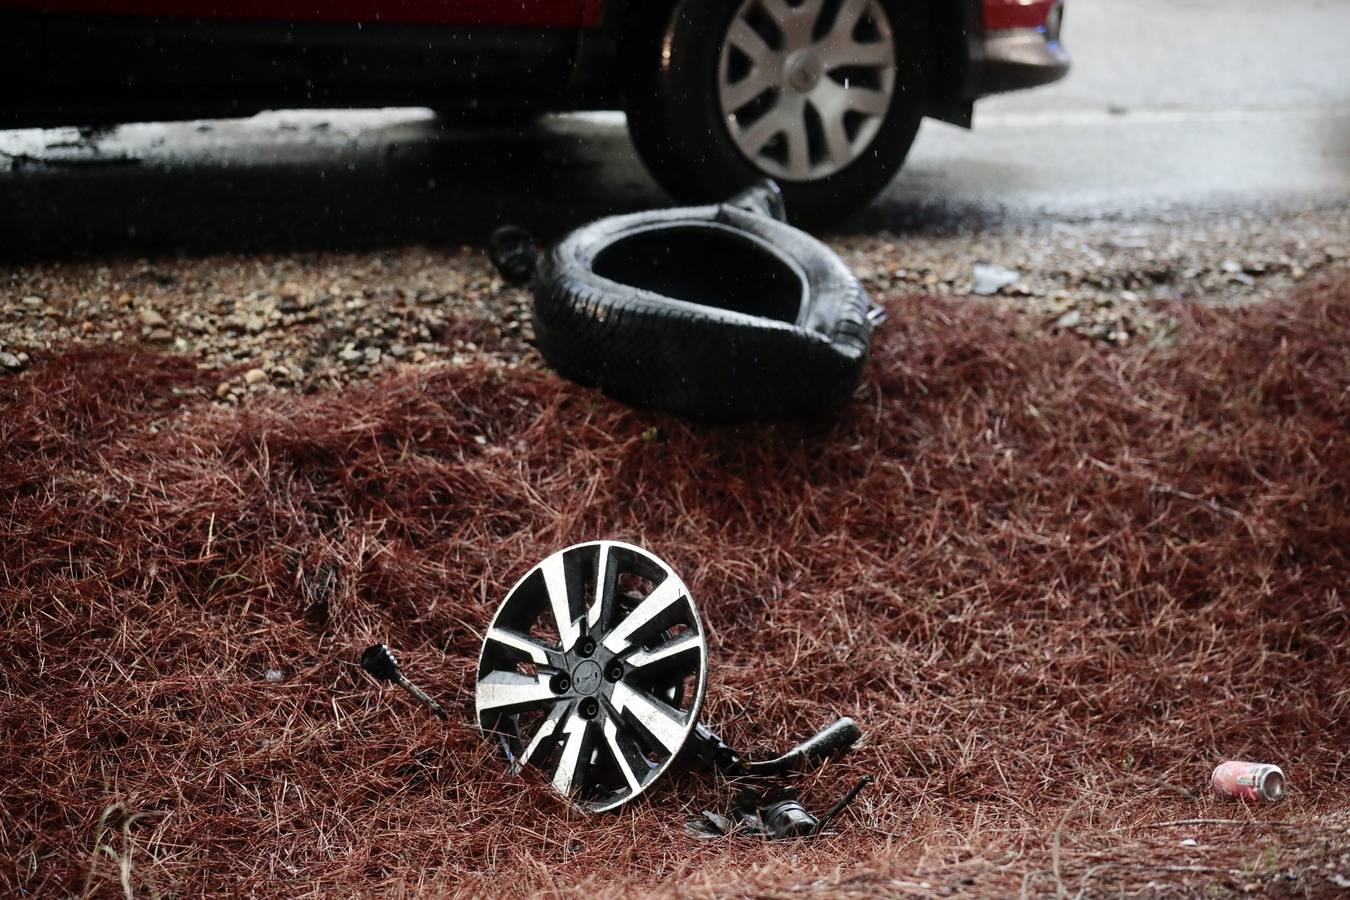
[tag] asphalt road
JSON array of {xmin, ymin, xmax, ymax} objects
[{"xmin": 1, "ymin": 0, "xmax": 1346, "ymax": 259}]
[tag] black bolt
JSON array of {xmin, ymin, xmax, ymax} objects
[
  {"xmin": 550, "ymin": 672, "xmax": 571, "ymax": 694},
  {"xmin": 360, "ymin": 644, "xmax": 400, "ymax": 682},
  {"xmin": 578, "ymin": 638, "xmax": 596, "ymax": 657},
  {"xmin": 605, "ymin": 661, "xmax": 624, "ymax": 682},
  {"xmin": 358, "ymin": 644, "xmax": 447, "ymax": 720},
  {"xmin": 578, "ymin": 697, "xmax": 599, "ymax": 719}
]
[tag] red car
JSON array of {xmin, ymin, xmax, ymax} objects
[{"xmin": 0, "ymin": 0, "xmax": 1068, "ymax": 221}]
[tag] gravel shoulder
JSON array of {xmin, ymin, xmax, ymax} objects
[{"xmin": 3, "ymin": 205, "xmax": 1346, "ymax": 396}]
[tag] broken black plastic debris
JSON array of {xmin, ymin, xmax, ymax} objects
[
  {"xmin": 686, "ymin": 716, "xmax": 861, "ymax": 777},
  {"xmin": 359, "ymin": 644, "xmax": 448, "ymax": 720},
  {"xmin": 719, "ymin": 178, "xmax": 787, "ymax": 222},
  {"xmin": 814, "ymin": 774, "xmax": 873, "ymax": 835},
  {"xmin": 759, "ymin": 788, "xmax": 819, "ymax": 839},
  {"xmin": 690, "ymin": 777, "xmax": 872, "ymax": 840},
  {"xmin": 745, "ymin": 716, "xmax": 862, "ymax": 776},
  {"xmin": 488, "ymin": 225, "xmax": 538, "ymax": 286}
]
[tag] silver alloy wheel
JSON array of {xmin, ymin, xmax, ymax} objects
[
  {"xmin": 475, "ymin": 541, "xmax": 708, "ymax": 813},
  {"xmin": 718, "ymin": 0, "xmax": 897, "ymax": 181}
]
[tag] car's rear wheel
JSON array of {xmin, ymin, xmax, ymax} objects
[{"xmin": 626, "ymin": 0, "xmax": 927, "ymax": 227}]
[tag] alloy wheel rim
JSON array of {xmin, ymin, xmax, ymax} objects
[
  {"xmin": 475, "ymin": 541, "xmax": 708, "ymax": 812},
  {"xmin": 717, "ymin": 0, "xmax": 897, "ymax": 181}
]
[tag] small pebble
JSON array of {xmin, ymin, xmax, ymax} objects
[
  {"xmin": 1054, "ymin": 309, "xmax": 1082, "ymax": 330},
  {"xmin": 244, "ymin": 368, "xmax": 268, "ymax": 386}
]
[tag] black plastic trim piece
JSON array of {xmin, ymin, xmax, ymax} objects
[
  {"xmin": 967, "ymin": 27, "xmax": 1071, "ymax": 97},
  {"xmin": 3, "ymin": 13, "xmax": 578, "ymax": 128}
]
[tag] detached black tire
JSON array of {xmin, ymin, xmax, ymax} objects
[
  {"xmin": 532, "ymin": 198, "xmax": 875, "ymax": 422},
  {"xmin": 626, "ymin": 0, "xmax": 928, "ymax": 227}
]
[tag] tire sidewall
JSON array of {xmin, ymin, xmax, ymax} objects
[{"xmin": 531, "ymin": 205, "xmax": 873, "ymax": 420}]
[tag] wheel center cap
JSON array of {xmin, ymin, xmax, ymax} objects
[
  {"xmin": 785, "ymin": 51, "xmax": 824, "ymax": 93},
  {"xmin": 572, "ymin": 659, "xmax": 603, "ymax": 695}
]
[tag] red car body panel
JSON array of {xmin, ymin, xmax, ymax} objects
[
  {"xmin": 982, "ymin": 0, "xmax": 1059, "ymax": 31},
  {"xmin": 15, "ymin": 1, "xmax": 595, "ymax": 28},
  {"xmin": 11, "ymin": 1, "xmax": 1056, "ymax": 32}
]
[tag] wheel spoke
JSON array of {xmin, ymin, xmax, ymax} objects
[
  {"xmin": 794, "ymin": 0, "xmax": 826, "ymax": 28},
  {"xmin": 845, "ymin": 86, "xmax": 889, "ymax": 116},
  {"xmin": 757, "ymin": 0, "xmax": 822, "ymax": 46},
  {"xmin": 736, "ymin": 112, "xmax": 783, "ymax": 156},
  {"xmin": 485, "ymin": 626, "xmax": 556, "ymax": 667},
  {"xmin": 821, "ymin": 37, "xmax": 892, "ymax": 69},
  {"xmin": 519, "ymin": 700, "xmax": 569, "ymax": 767},
  {"xmin": 828, "ymin": 0, "xmax": 868, "ymax": 44},
  {"xmin": 550, "ymin": 713, "xmax": 591, "ymax": 796},
  {"xmin": 602, "ymin": 577, "xmax": 685, "ymax": 654},
  {"xmin": 476, "ymin": 669, "xmax": 555, "ymax": 714},
  {"xmin": 818, "ymin": 99, "xmax": 853, "ymax": 168},
  {"xmin": 783, "ymin": 105, "xmax": 812, "ymax": 178},
  {"xmin": 610, "ymin": 681, "xmax": 689, "ymax": 755},
  {"xmin": 602, "ymin": 717, "xmax": 644, "ymax": 793},
  {"xmin": 756, "ymin": 0, "xmax": 795, "ymax": 31},
  {"xmin": 626, "ymin": 632, "xmax": 703, "ymax": 671},
  {"xmin": 723, "ymin": 68, "xmax": 777, "ymax": 113},
  {"xmin": 727, "ymin": 18, "xmax": 776, "ymax": 69},
  {"xmin": 540, "ymin": 551, "xmax": 579, "ymax": 651},
  {"xmin": 585, "ymin": 542, "xmax": 614, "ymax": 631}
]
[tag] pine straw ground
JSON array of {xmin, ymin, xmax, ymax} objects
[{"xmin": 2, "ymin": 274, "xmax": 1348, "ymax": 899}]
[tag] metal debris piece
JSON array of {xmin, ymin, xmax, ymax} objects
[
  {"xmin": 488, "ymin": 225, "xmax": 538, "ymax": 285},
  {"xmin": 688, "ymin": 777, "xmax": 872, "ymax": 841},
  {"xmin": 360, "ymin": 644, "xmax": 448, "ymax": 720}
]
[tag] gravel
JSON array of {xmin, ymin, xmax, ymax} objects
[
  {"xmin": 841, "ymin": 206, "xmax": 1349, "ymax": 345},
  {"xmin": 1, "ymin": 248, "xmax": 534, "ymax": 398},
  {"xmin": 2, "ymin": 205, "xmax": 1345, "ymax": 395}
]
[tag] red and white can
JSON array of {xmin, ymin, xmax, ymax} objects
[{"xmin": 1211, "ymin": 761, "xmax": 1285, "ymax": 801}]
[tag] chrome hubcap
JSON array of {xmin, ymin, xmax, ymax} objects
[
  {"xmin": 475, "ymin": 541, "xmax": 708, "ymax": 813},
  {"xmin": 785, "ymin": 50, "xmax": 825, "ymax": 92},
  {"xmin": 718, "ymin": 0, "xmax": 897, "ymax": 181}
]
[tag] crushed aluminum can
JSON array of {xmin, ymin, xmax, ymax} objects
[{"xmin": 1211, "ymin": 761, "xmax": 1285, "ymax": 801}]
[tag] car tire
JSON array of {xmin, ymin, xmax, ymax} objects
[
  {"xmin": 625, "ymin": 0, "xmax": 928, "ymax": 228},
  {"xmin": 531, "ymin": 188, "xmax": 876, "ymax": 422}
]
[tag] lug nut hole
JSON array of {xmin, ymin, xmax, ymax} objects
[
  {"xmin": 550, "ymin": 673, "xmax": 571, "ymax": 694},
  {"xmin": 579, "ymin": 697, "xmax": 600, "ymax": 719},
  {"xmin": 578, "ymin": 638, "xmax": 596, "ymax": 657},
  {"xmin": 605, "ymin": 662, "xmax": 624, "ymax": 682}
]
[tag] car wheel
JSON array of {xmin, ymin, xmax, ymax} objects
[{"xmin": 626, "ymin": 0, "xmax": 927, "ymax": 227}]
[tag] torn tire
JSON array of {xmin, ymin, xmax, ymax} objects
[{"xmin": 532, "ymin": 186, "xmax": 876, "ymax": 422}]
